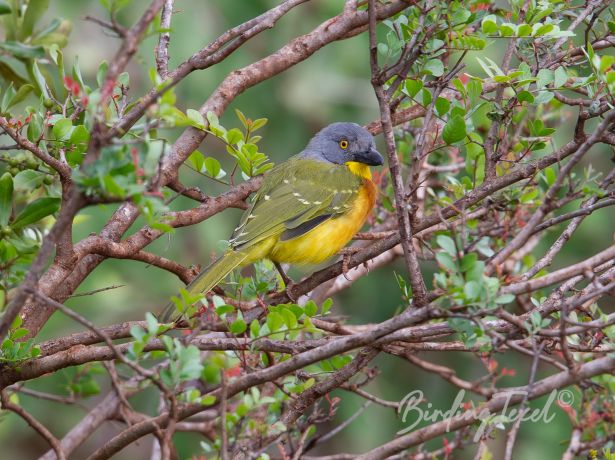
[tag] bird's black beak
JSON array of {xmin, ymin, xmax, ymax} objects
[{"xmin": 355, "ymin": 147, "xmax": 384, "ymax": 166}]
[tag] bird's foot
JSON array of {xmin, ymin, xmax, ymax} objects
[
  {"xmin": 273, "ymin": 262, "xmax": 299, "ymax": 302},
  {"xmin": 339, "ymin": 247, "xmax": 361, "ymax": 281}
]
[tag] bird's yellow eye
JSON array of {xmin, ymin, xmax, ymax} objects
[{"xmin": 339, "ymin": 139, "xmax": 349, "ymax": 150}]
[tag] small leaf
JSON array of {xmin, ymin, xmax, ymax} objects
[
  {"xmin": 188, "ymin": 151, "xmax": 205, "ymax": 172},
  {"xmin": 435, "ymin": 97, "xmax": 450, "ymax": 116},
  {"xmin": 70, "ymin": 125, "xmax": 90, "ymax": 146},
  {"xmin": 226, "ymin": 128, "xmax": 243, "ymax": 145},
  {"xmin": 464, "ymin": 281, "xmax": 480, "ymax": 300},
  {"xmin": 553, "ymin": 66, "xmax": 567, "ymax": 88},
  {"xmin": 52, "ymin": 118, "xmax": 73, "ymax": 141},
  {"xmin": 12, "ymin": 197, "xmax": 60, "ymax": 229},
  {"xmin": 6, "ymin": 84, "xmax": 34, "ymax": 109},
  {"xmin": 13, "ymin": 170, "xmax": 44, "ymax": 191},
  {"xmin": 186, "ymin": 109, "xmax": 205, "ymax": 129},
  {"xmin": 404, "ymin": 79, "xmax": 423, "ymax": 98},
  {"xmin": 251, "ymin": 118, "xmax": 267, "ymax": 131},
  {"xmin": 435, "ymin": 252, "xmax": 456, "ymax": 272},
  {"xmin": 442, "ymin": 115, "xmax": 467, "ymax": 144},
  {"xmin": 517, "ymin": 90, "xmax": 534, "ymax": 104},
  {"xmin": 32, "ymin": 61, "xmax": 50, "ymax": 99},
  {"xmin": 0, "ymin": 1, "xmax": 11, "ymax": 14},
  {"xmin": 481, "ymin": 15, "xmax": 497, "ymax": 34},
  {"xmin": 436, "ymin": 235, "xmax": 456, "ymax": 256},
  {"xmin": 495, "ymin": 294, "xmax": 515, "ymax": 304},
  {"xmin": 534, "ymin": 23, "xmax": 554, "ymax": 36},
  {"xmin": 204, "ymin": 157, "xmax": 221, "ymax": 178},
  {"xmin": 423, "ymin": 59, "xmax": 444, "ymax": 77},
  {"xmin": 0, "ymin": 172, "xmax": 13, "ymax": 226},
  {"xmin": 21, "ymin": 0, "xmax": 50, "ymax": 39},
  {"xmin": 0, "ymin": 41, "xmax": 45, "ymax": 58},
  {"xmin": 230, "ymin": 318, "xmax": 247, "ymax": 334},
  {"xmin": 96, "ymin": 60, "xmax": 108, "ymax": 87}
]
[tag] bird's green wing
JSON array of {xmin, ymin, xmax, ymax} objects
[{"xmin": 230, "ymin": 157, "xmax": 362, "ymax": 248}]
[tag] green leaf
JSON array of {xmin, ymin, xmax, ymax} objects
[
  {"xmin": 0, "ymin": 41, "xmax": 45, "ymax": 58},
  {"xmin": 435, "ymin": 97, "xmax": 450, "ymax": 116},
  {"xmin": 266, "ymin": 312, "xmax": 284, "ymax": 332},
  {"xmin": 188, "ymin": 151, "xmax": 205, "ymax": 172},
  {"xmin": 1, "ymin": 82, "xmax": 15, "ymax": 113},
  {"xmin": 226, "ymin": 128, "xmax": 243, "ymax": 145},
  {"xmin": 186, "ymin": 109, "xmax": 205, "ymax": 129},
  {"xmin": 436, "ymin": 235, "xmax": 456, "ymax": 256},
  {"xmin": 517, "ymin": 90, "xmax": 534, "ymax": 104},
  {"xmin": 32, "ymin": 61, "xmax": 50, "ymax": 99},
  {"xmin": 464, "ymin": 280, "xmax": 480, "ymax": 300},
  {"xmin": 442, "ymin": 115, "xmax": 467, "ymax": 144},
  {"xmin": 481, "ymin": 15, "xmax": 497, "ymax": 34},
  {"xmin": 6, "ymin": 84, "xmax": 34, "ymax": 110},
  {"xmin": 204, "ymin": 157, "xmax": 221, "ymax": 178},
  {"xmin": 250, "ymin": 319, "xmax": 260, "ymax": 338},
  {"xmin": 304, "ymin": 300, "xmax": 318, "ymax": 317},
  {"xmin": 0, "ymin": 172, "xmax": 13, "ymax": 226},
  {"xmin": 517, "ymin": 23, "xmax": 532, "ymax": 36},
  {"xmin": 435, "ymin": 252, "xmax": 456, "ymax": 272},
  {"xmin": 21, "ymin": 0, "xmax": 50, "ymax": 39},
  {"xmin": 423, "ymin": 59, "xmax": 444, "ymax": 77},
  {"xmin": 520, "ymin": 188, "xmax": 538, "ymax": 203},
  {"xmin": 0, "ymin": 1, "xmax": 11, "ymax": 14},
  {"xmin": 52, "ymin": 118, "xmax": 73, "ymax": 141},
  {"xmin": 536, "ymin": 69, "xmax": 553, "ymax": 90},
  {"xmin": 10, "ymin": 328, "xmax": 29, "ymax": 340},
  {"xmin": 251, "ymin": 117, "xmax": 268, "ymax": 131},
  {"xmin": 495, "ymin": 294, "xmax": 515, "ymax": 304},
  {"xmin": 70, "ymin": 125, "xmax": 90, "ymax": 146},
  {"xmin": 460, "ymin": 253, "xmax": 478, "ymax": 272},
  {"xmin": 553, "ymin": 66, "xmax": 567, "ymax": 88},
  {"xmin": 404, "ymin": 79, "xmax": 423, "ymax": 98},
  {"xmin": 13, "ymin": 170, "xmax": 44, "ymax": 191},
  {"xmin": 96, "ymin": 60, "xmax": 108, "ymax": 87},
  {"xmin": 230, "ymin": 318, "xmax": 247, "ymax": 334},
  {"xmin": 215, "ymin": 305, "xmax": 234, "ymax": 316},
  {"xmin": 534, "ymin": 23, "xmax": 554, "ymax": 36},
  {"xmin": 12, "ymin": 197, "xmax": 60, "ymax": 229}
]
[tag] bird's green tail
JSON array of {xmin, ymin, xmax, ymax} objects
[{"xmin": 159, "ymin": 249, "xmax": 249, "ymax": 322}]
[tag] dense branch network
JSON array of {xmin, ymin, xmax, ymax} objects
[{"xmin": 0, "ymin": 1, "xmax": 613, "ymax": 459}]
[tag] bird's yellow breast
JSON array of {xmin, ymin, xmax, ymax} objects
[{"xmin": 268, "ymin": 178, "xmax": 377, "ymax": 264}]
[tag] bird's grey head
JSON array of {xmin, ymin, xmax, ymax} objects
[{"xmin": 301, "ymin": 122, "xmax": 384, "ymax": 166}]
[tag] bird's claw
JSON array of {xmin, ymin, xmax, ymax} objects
[{"xmin": 339, "ymin": 247, "xmax": 361, "ymax": 281}]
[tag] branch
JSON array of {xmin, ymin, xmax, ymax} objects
[
  {"xmin": 156, "ymin": 0, "xmax": 174, "ymax": 78},
  {"xmin": 1, "ymin": 390, "xmax": 66, "ymax": 460},
  {"xmin": 0, "ymin": 117, "xmax": 71, "ymax": 179},
  {"xmin": 355, "ymin": 355, "xmax": 615, "ymax": 459},
  {"xmin": 368, "ymin": 0, "xmax": 428, "ymax": 306}
]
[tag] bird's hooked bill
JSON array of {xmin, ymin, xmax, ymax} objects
[{"xmin": 355, "ymin": 147, "xmax": 384, "ymax": 166}]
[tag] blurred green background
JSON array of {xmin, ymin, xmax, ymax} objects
[{"xmin": 1, "ymin": 1, "xmax": 613, "ymax": 459}]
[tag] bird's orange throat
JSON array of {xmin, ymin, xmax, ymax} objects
[{"xmin": 346, "ymin": 161, "xmax": 377, "ymax": 210}]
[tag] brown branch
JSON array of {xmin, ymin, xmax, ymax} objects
[
  {"xmin": 0, "ymin": 117, "xmax": 71, "ymax": 179},
  {"xmin": 368, "ymin": 0, "xmax": 427, "ymax": 305},
  {"xmin": 1, "ymin": 390, "xmax": 66, "ymax": 460},
  {"xmin": 355, "ymin": 355, "xmax": 615, "ymax": 459},
  {"xmin": 156, "ymin": 0, "xmax": 174, "ymax": 78},
  {"xmin": 500, "ymin": 245, "xmax": 615, "ymax": 295}
]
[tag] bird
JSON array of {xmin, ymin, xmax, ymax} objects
[{"xmin": 160, "ymin": 122, "xmax": 384, "ymax": 322}]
